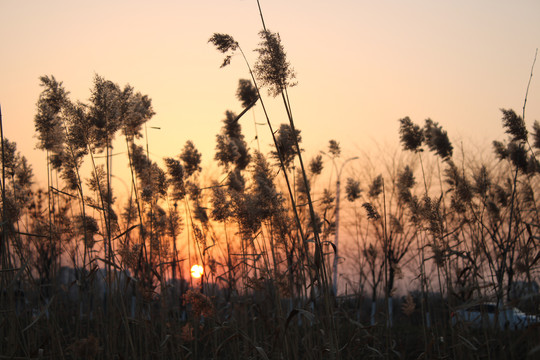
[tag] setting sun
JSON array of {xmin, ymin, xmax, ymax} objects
[{"xmin": 190, "ymin": 264, "xmax": 204, "ymax": 279}]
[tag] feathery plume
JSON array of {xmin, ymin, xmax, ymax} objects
[
  {"xmin": 368, "ymin": 175, "xmax": 383, "ymax": 198},
  {"xmin": 472, "ymin": 165, "xmax": 490, "ymax": 197},
  {"xmin": 208, "ymin": 33, "xmax": 238, "ymax": 68},
  {"xmin": 215, "ymin": 111, "xmax": 250, "ymax": 171},
  {"xmin": 501, "ymin": 108, "xmax": 528, "ymax": 142},
  {"xmin": 345, "ymin": 177, "xmax": 361, "ymax": 202},
  {"xmin": 254, "ymin": 30, "xmax": 296, "ymax": 97},
  {"xmin": 362, "ymin": 202, "xmax": 380, "ymax": 220},
  {"xmin": 399, "ymin": 117, "xmax": 424, "ymax": 152},
  {"xmin": 180, "ymin": 141, "xmax": 202, "ymax": 177},
  {"xmin": 328, "ymin": 140, "xmax": 341, "ymax": 158},
  {"xmin": 164, "ymin": 157, "xmax": 185, "ymax": 201},
  {"xmin": 35, "ymin": 75, "xmax": 68, "ymax": 151},
  {"xmin": 492, "ymin": 140, "xmax": 509, "ymax": 160},
  {"xmin": 532, "ymin": 121, "xmax": 540, "ymax": 150},
  {"xmin": 309, "ymin": 154, "xmax": 324, "ymax": 175},
  {"xmin": 423, "ymin": 118, "xmax": 453, "ymax": 160},
  {"xmin": 397, "ymin": 165, "xmax": 415, "ymax": 204},
  {"xmin": 271, "ymin": 123, "xmax": 301, "ymax": 169},
  {"xmin": 507, "ymin": 141, "xmax": 529, "ymax": 173},
  {"xmin": 236, "ymin": 79, "xmax": 259, "ymax": 108}
]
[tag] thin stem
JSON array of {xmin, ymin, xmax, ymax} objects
[
  {"xmin": 522, "ymin": 48, "xmax": 537, "ymax": 121},
  {"xmin": 237, "ymin": 46, "xmax": 309, "ymax": 250},
  {"xmin": 0, "ymin": 105, "xmax": 9, "ymax": 274}
]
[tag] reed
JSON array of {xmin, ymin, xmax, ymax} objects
[{"xmin": 1, "ymin": 4, "xmax": 539, "ymax": 360}]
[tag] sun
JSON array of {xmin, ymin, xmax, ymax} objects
[{"xmin": 190, "ymin": 264, "xmax": 204, "ymax": 279}]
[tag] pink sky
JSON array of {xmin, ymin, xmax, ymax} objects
[{"xmin": 1, "ymin": 0, "xmax": 539, "ymax": 186}]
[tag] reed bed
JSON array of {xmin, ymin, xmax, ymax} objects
[{"xmin": 1, "ymin": 3, "xmax": 539, "ymax": 359}]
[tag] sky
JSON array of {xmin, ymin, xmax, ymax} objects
[{"xmin": 1, "ymin": 0, "xmax": 540, "ymax": 187}]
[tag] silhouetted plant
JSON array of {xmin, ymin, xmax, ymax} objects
[
  {"xmin": 1, "ymin": 138, "xmax": 18, "ymax": 177},
  {"xmin": 215, "ymin": 110, "xmax": 250, "ymax": 171},
  {"xmin": 208, "ymin": 33, "xmax": 239, "ymax": 68},
  {"xmin": 210, "ymin": 25, "xmax": 330, "ymax": 321},
  {"xmin": 6, "ymin": 48, "xmax": 540, "ymax": 360},
  {"xmin": 210, "ymin": 183, "xmax": 232, "ymax": 223},
  {"xmin": 364, "ymin": 169, "xmax": 419, "ymax": 328},
  {"xmin": 399, "ymin": 117, "xmax": 424, "ymax": 153},
  {"xmin": 368, "ymin": 174, "xmax": 383, "ymax": 198},
  {"xmin": 295, "ymin": 167, "xmax": 310, "ymax": 202},
  {"xmin": 397, "ymin": 165, "xmax": 415, "ymax": 205},
  {"xmin": 444, "ymin": 160, "xmax": 473, "ymax": 213},
  {"xmin": 74, "ymin": 215, "xmax": 99, "ymax": 249},
  {"xmin": 493, "ymin": 109, "xmax": 539, "ymax": 175},
  {"xmin": 0, "ymin": 139, "xmax": 34, "ymax": 232},
  {"xmin": 254, "ymin": 30, "xmax": 296, "ymax": 97},
  {"xmin": 423, "ymin": 118, "xmax": 453, "ymax": 161},
  {"xmin": 362, "ymin": 202, "xmax": 380, "ymax": 220},
  {"xmin": 227, "ymin": 168, "xmax": 245, "ymax": 192},
  {"xmin": 250, "ymin": 151, "xmax": 282, "ymax": 220},
  {"xmin": 501, "ymin": 108, "xmax": 528, "ymax": 142},
  {"xmin": 34, "ymin": 75, "xmax": 68, "ymax": 152},
  {"xmin": 236, "ymin": 79, "xmax": 258, "ymax": 108},
  {"xmin": 328, "ymin": 140, "xmax": 341, "ymax": 158},
  {"xmin": 180, "ymin": 140, "xmax": 202, "ymax": 178},
  {"xmin": 271, "ymin": 123, "xmax": 301, "ymax": 169},
  {"xmin": 164, "ymin": 157, "xmax": 186, "ymax": 202},
  {"xmin": 309, "ymin": 154, "xmax": 324, "ymax": 176},
  {"xmin": 119, "ymin": 85, "xmax": 155, "ymax": 141},
  {"xmin": 345, "ymin": 177, "xmax": 361, "ymax": 202},
  {"xmin": 508, "ymin": 141, "xmax": 530, "ymax": 173},
  {"xmin": 472, "ymin": 165, "xmax": 491, "ymax": 197},
  {"xmin": 532, "ymin": 121, "xmax": 540, "ymax": 150},
  {"xmin": 87, "ymin": 164, "xmax": 114, "ymax": 205},
  {"xmin": 87, "ymin": 75, "xmax": 122, "ymax": 151}
]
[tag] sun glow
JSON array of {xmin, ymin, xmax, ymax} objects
[{"xmin": 190, "ymin": 264, "xmax": 204, "ymax": 279}]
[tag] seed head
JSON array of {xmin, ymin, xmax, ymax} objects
[
  {"xmin": 472, "ymin": 165, "xmax": 490, "ymax": 196},
  {"xmin": 208, "ymin": 33, "xmax": 238, "ymax": 53},
  {"xmin": 368, "ymin": 175, "xmax": 383, "ymax": 198},
  {"xmin": 254, "ymin": 30, "xmax": 297, "ymax": 97},
  {"xmin": 532, "ymin": 121, "xmax": 540, "ymax": 150},
  {"xmin": 321, "ymin": 188, "xmax": 335, "ymax": 206},
  {"xmin": 362, "ymin": 202, "xmax": 380, "ymax": 220},
  {"xmin": 180, "ymin": 140, "xmax": 202, "ymax": 177},
  {"xmin": 164, "ymin": 157, "xmax": 185, "ymax": 201},
  {"xmin": 208, "ymin": 33, "xmax": 239, "ymax": 68},
  {"xmin": 328, "ymin": 140, "xmax": 341, "ymax": 158},
  {"xmin": 501, "ymin": 108, "xmax": 528, "ymax": 142},
  {"xmin": 399, "ymin": 117, "xmax": 424, "ymax": 153},
  {"xmin": 492, "ymin": 140, "xmax": 509, "ymax": 160},
  {"xmin": 211, "ymin": 183, "xmax": 232, "ymax": 222},
  {"xmin": 309, "ymin": 154, "xmax": 324, "ymax": 175},
  {"xmin": 251, "ymin": 151, "xmax": 282, "ymax": 220},
  {"xmin": 397, "ymin": 165, "xmax": 415, "ymax": 204},
  {"xmin": 35, "ymin": 75, "xmax": 68, "ymax": 152},
  {"xmin": 345, "ymin": 177, "xmax": 361, "ymax": 202},
  {"xmin": 236, "ymin": 79, "xmax": 258, "ymax": 108},
  {"xmin": 423, "ymin": 118, "xmax": 453, "ymax": 160},
  {"xmin": 271, "ymin": 123, "xmax": 301, "ymax": 169},
  {"xmin": 507, "ymin": 141, "xmax": 529, "ymax": 173}
]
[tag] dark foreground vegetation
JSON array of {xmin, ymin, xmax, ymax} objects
[{"xmin": 1, "ymin": 2, "xmax": 539, "ymax": 359}]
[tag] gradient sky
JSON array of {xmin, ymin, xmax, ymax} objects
[{"xmin": 1, "ymin": 0, "xmax": 540, "ymax": 186}]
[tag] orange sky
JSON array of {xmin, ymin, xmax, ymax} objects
[{"xmin": 1, "ymin": 0, "xmax": 540, "ymax": 186}]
